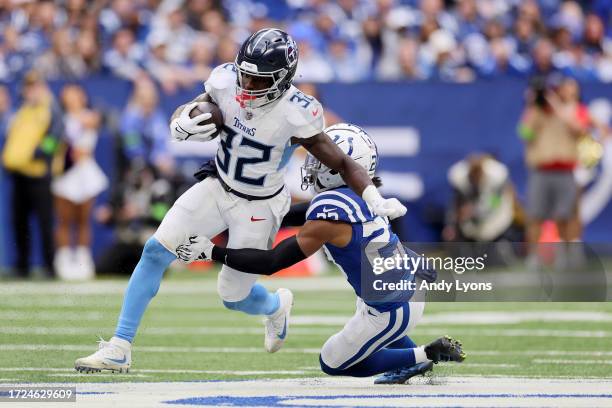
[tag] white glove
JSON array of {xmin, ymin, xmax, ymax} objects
[
  {"xmin": 362, "ymin": 185, "xmax": 407, "ymax": 220},
  {"xmin": 170, "ymin": 102, "xmax": 217, "ymax": 142},
  {"xmin": 175, "ymin": 235, "xmax": 214, "ymax": 263}
]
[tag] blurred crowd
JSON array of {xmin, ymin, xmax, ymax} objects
[
  {"xmin": 0, "ymin": 0, "xmax": 611, "ymax": 87},
  {"xmin": 0, "ymin": 73, "xmax": 186, "ymax": 279},
  {"xmin": 0, "ymin": 0, "xmax": 611, "ymax": 279}
]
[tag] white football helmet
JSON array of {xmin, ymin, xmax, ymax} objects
[{"xmin": 301, "ymin": 123, "xmax": 378, "ymax": 193}]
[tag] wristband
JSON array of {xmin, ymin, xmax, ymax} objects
[{"xmin": 362, "ymin": 185, "xmax": 383, "ymax": 206}]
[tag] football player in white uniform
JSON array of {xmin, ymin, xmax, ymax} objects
[{"xmin": 75, "ymin": 28, "xmax": 406, "ymax": 373}]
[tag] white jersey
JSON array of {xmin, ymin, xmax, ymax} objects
[{"xmin": 204, "ymin": 63, "xmax": 325, "ymax": 196}]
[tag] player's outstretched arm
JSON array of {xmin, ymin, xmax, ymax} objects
[
  {"xmin": 296, "ymin": 132, "xmax": 407, "ymax": 219},
  {"xmin": 176, "ymin": 221, "xmax": 351, "ymax": 275}
]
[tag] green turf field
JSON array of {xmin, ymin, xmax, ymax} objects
[{"xmin": 1, "ymin": 269, "xmax": 611, "ymax": 383}]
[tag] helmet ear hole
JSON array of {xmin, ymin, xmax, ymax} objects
[{"xmin": 329, "ymin": 170, "xmax": 338, "ymax": 175}]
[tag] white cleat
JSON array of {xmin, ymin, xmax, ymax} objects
[
  {"xmin": 75, "ymin": 337, "xmax": 132, "ymax": 373},
  {"xmin": 264, "ymin": 288, "xmax": 293, "ymax": 353}
]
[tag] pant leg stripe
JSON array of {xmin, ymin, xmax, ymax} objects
[
  {"xmin": 336, "ymin": 308, "xmax": 397, "ymax": 370},
  {"xmin": 348, "ymin": 304, "xmax": 409, "ymax": 368},
  {"xmin": 378, "ymin": 303, "xmax": 411, "ymax": 351}
]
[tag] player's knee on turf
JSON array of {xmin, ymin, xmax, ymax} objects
[
  {"xmin": 319, "ymin": 354, "xmax": 345, "ymax": 376},
  {"xmin": 319, "ymin": 338, "xmax": 347, "ymax": 373}
]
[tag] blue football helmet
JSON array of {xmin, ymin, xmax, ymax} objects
[{"xmin": 235, "ymin": 28, "xmax": 298, "ymax": 109}]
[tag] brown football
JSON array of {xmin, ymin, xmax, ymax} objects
[{"xmin": 189, "ymin": 101, "xmax": 224, "ymax": 138}]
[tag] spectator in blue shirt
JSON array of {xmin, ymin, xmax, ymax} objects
[{"xmin": 119, "ymin": 78, "xmax": 174, "ymax": 176}]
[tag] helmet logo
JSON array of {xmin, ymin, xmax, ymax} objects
[{"xmin": 286, "ymin": 40, "xmax": 298, "ymax": 66}]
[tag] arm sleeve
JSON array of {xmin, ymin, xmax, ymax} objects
[
  {"xmin": 211, "ymin": 235, "xmax": 307, "ymax": 275},
  {"xmin": 280, "ymin": 202, "xmax": 310, "ymax": 227}
]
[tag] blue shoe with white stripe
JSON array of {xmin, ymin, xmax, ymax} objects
[{"xmin": 374, "ymin": 361, "xmax": 434, "ymax": 384}]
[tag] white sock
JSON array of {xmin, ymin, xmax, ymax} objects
[{"xmin": 414, "ymin": 346, "xmax": 430, "ymax": 364}]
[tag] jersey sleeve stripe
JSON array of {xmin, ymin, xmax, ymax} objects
[
  {"xmin": 306, "ymin": 199, "xmax": 357, "ymax": 223},
  {"xmin": 321, "ymin": 191, "xmax": 368, "ymax": 223},
  {"xmin": 310, "ymin": 192, "xmax": 340, "ymax": 205}
]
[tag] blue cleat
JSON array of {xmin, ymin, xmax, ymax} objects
[{"xmin": 374, "ymin": 361, "xmax": 434, "ymax": 384}]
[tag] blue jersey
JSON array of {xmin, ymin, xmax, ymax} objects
[{"xmin": 306, "ymin": 187, "xmax": 413, "ymax": 312}]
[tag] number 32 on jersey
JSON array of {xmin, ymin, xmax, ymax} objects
[{"xmin": 216, "ymin": 125, "xmax": 272, "ymax": 186}]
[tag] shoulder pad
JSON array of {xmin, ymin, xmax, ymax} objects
[
  {"xmin": 284, "ymin": 89, "xmax": 325, "ymax": 136},
  {"xmin": 204, "ymin": 63, "xmax": 237, "ymax": 94}
]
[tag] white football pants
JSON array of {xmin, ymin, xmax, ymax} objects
[
  {"xmin": 155, "ymin": 177, "xmax": 291, "ymax": 301},
  {"xmin": 320, "ymin": 298, "xmax": 425, "ymax": 369}
]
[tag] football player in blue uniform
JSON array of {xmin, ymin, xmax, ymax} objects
[
  {"xmin": 178, "ymin": 124, "xmax": 466, "ymax": 384},
  {"xmin": 75, "ymin": 29, "xmax": 407, "ymax": 374}
]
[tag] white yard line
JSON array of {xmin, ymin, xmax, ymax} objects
[
  {"xmin": 0, "ymin": 367, "xmax": 317, "ymax": 375},
  {"xmin": 414, "ymin": 328, "xmax": 612, "ymax": 337},
  {"xmin": 462, "ymin": 363, "xmax": 519, "ymax": 368},
  {"xmin": 533, "ymin": 359, "xmax": 612, "ymax": 365},
  {"xmin": 0, "ymin": 326, "xmax": 336, "ymax": 336},
  {"xmin": 471, "ymin": 350, "xmax": 612, "ymax": 357},
  {"xmin": 1, "ymin": 343, "xmax": 610, "ymax": 356},
  {"xmin": 4, "ymin": 309, "xmax": 612, "ymax": 326},
  {"xmin": 0, "ymin": 277, "xmax": 351, "ymax": 296},
  {"xmin": 293, "ymin": 311, "xmax": 612, "ymax": 325},
  {"xmin": 0, "ymin": 344, "xmax": 322, "ymax": 354},
  {"xmin": 0, "ymin": 311, "xmax": 106, "ymax": 320},
  {"xmin": 47, "ymin": 373, "xmax": 151, "ymax": 378},
  {"xmin": 422, "ymin": 311, "xmax": 612, "ymax": 324},
  {"xmin": 2, "ymin": 377, "xmax": 610, "ymax": 408}
]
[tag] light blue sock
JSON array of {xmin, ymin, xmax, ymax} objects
[
  {"xmin": 114, "ymin": 237, "xmax": 176, "ymax": 342},
  {"xmin": 223, "ymin": 283, "xmax": 280, "ymax": 315}
]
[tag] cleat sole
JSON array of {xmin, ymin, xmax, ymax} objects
[{"xmin": 75, "ymin": 365, "xmax": 130, "ymax": 374}]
